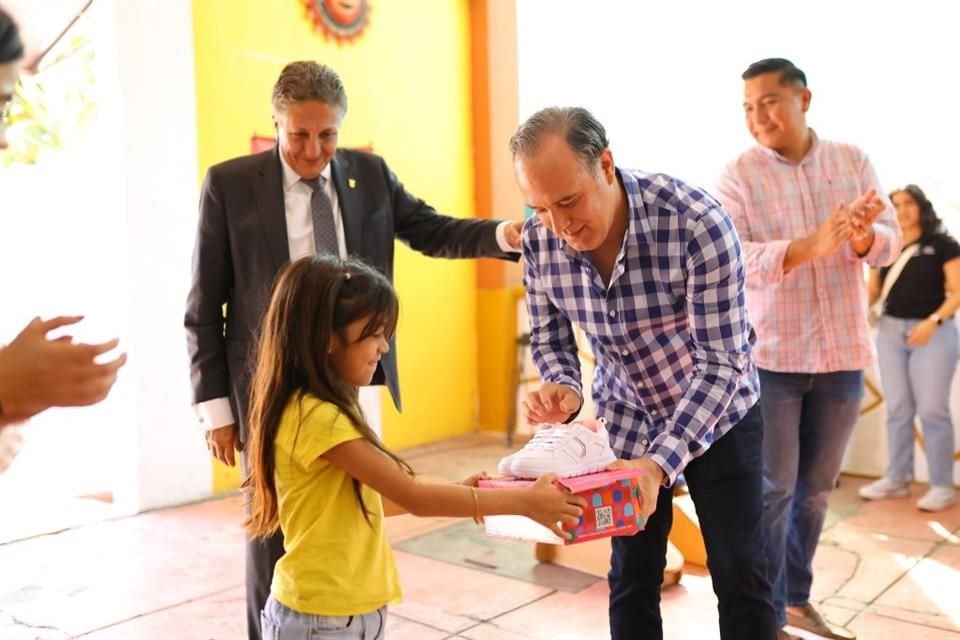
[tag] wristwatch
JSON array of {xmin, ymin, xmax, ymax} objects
[{"xmin": 929, "ymin": 313, "xmax": 944, "ymax": 326}]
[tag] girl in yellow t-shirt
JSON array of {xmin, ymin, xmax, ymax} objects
[{"xmin": 244, "ymin": 255, "xmax": 585, "ymax": 640}]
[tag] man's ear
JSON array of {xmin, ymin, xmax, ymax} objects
[
  {"xmin": 599, "ymin": 148, "xmax": 616, "ymax": 184},
  {"xmin": 800, "ymin": 88, "xmax": 812, "ymax": 113}
]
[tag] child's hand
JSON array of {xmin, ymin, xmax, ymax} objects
[
  {"xmin": 459, "ymin": 471, "xmax": 490, "ymax": 487},
  {"xmin": 524, "ymin": 474, "xmax": 586, "ymax": 541}
]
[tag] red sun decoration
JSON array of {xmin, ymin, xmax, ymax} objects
[{"xmin": 303, "ymin": 0, "xmax": 370, "ymax": 45}]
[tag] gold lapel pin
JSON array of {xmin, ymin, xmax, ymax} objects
[{"xmin": 348, "ymin": 178, "xmax": 357, "ymax": 189}]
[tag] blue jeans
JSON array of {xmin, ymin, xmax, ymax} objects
[
  {"xmin": 757, "ymin": 369, "xmax": 864, "ymax": 628},
  {"xmin": 261, "ymin": 596, "xmax": 386, "ymax": 640},
  {"xmin": 877, "ymin": 317, "xmax": 958, "ymax": 487},
  {"xmin": 608, "ymin": 403, "xmax": 776, "ymax": 640}
]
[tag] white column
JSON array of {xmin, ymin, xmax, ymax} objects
[{"xmin": 96, "ymin": 0, "xmax": 210, "ymax": 511}]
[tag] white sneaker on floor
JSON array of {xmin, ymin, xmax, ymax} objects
[
  {"xmin": 858, "ymin": 477, "xmax": 909, "ymax": 501},
  {"xmin": 917, "ymin": 486, "xmax": 957, "ymax": 512},
  {"xmin": 500, "ymin": 419, "xmax": 617, "ymax": 479}
]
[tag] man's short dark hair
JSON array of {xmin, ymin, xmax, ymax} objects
[
  {"xmin": 509, "ymin": 106, "xmax": 609, "ymax": 174},
  {"xmin": 272, "ymin": 61, "xmax": 347, "ymax": 119},
  {"xmin": 741, "ymin": 58, "xmax": 806, "ymax": 87}
]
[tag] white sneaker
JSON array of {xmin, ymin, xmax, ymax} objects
[
  {"xmin": 498, "ymin": 426, "xmax": 557, "ymax": 476},
  {"xmin": 917, "ymin": 486, "xmax": 957, "ymax": 512},
  {"xmin": 497, "ymin": 451, "xmax": 518, "ymax": 477},
  {"xmin": 859, "ymin": 477, "xmax": 909, "ymax": 501},
  {"xmin": 498, "ymin": 424, "xmax": 582, "ymax": 476},
  {"xmin": 501, "ymin": 419, "xmax": 617, "ymax": 479}
]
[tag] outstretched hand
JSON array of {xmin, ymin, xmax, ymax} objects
[{"xmin": 0, "ymin": 316, "xmax": 127, "ymax": 425}]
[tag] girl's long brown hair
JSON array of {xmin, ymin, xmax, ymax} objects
[{"xmin": 243, "ymin": 255, "xmax": 412, "ymax": 540}]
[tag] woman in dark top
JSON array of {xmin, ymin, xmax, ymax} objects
[{"xmin": 859, "ymin": 185, "xmax": 960, "ymax": 511}]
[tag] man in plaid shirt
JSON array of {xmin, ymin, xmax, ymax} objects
[
  {"xmin": 512, "ymin": 107, "xmax": 775, "ymax": 640},
  {"xmin": 716, "ymin": 58, "xmax": 901, "ymax": 640}
]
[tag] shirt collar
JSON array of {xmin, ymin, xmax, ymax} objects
[
  {"xmin": 757, "ymin": 128, "xmax": 821, "ymax": 166},
  {"xmin": 279, "ymin": 151, "xmax": 333, "ymax": 192},
  {"xmin": 618, "ymin": 169, "xmax": 653, "ymax": 249}
]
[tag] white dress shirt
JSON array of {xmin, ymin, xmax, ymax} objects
[
  {"xmin": 195, "ymin": 154, "xmax": 516, "ymax": 431},
  {"xmin": 279, "ymin": 155, "xmax": 348, "ymax": 261}
]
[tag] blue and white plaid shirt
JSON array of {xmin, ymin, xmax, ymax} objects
[{"xmin": 523, "ymin": 169, "xmax": 761, "ymax": 485}]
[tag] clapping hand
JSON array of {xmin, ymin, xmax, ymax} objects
[{"xmin": 846, "ymin": 188, "xmax": 885, "ymax": 241}]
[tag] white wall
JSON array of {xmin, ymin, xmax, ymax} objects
[
  {"xmin": 96, "ymin": 0, "xmax": 209, "ymax": 511},
  {"xmin": 0, "ymin": 0, "xmax": 209, "ymax": 517},
  {"xmin": 516, "ymin": 0, "xmax": 960, "ymax": 219}
]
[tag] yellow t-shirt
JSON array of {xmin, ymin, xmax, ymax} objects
[{"xmin": 271, "ymin": 392, "xmax": 401, "ymax": 616}]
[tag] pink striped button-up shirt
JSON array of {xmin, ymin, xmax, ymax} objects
[{"xmin": 716, "ymin": 132, "xmax": 902, "ymax": 373}]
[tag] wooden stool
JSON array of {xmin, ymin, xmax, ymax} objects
[{"xmin": 534, "ymin": 538, "xmax": 684, "ymax": 588}]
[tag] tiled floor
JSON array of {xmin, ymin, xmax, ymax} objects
[{"xmin": 1, "ymin": 433, "xmax": 959, "ymax": 639}]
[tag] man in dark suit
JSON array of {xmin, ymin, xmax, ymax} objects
[{"xmin": 184, "ymin": 61, "xmax": 520, "ymax": 640}]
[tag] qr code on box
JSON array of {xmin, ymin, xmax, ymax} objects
[{"xmin": 595, "ymin": 506, "xmax": 614, "ymax": 530}]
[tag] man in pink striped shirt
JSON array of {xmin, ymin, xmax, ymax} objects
[{"xmin": 716, "ymin": 58, "xmax": 901, "ymax": 640}]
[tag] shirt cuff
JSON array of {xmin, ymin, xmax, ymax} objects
[
  {"xmin": 547, "ymin": 375, "xmax": 583, "ymax": 400},
  {"xmin": 644, "ymin": 432, "xmax": 690, "ymax": 488},
  {"xmin": 194, "ymin": 397, "xmax": 235, "ymax": 432},
  {"xmin": 495, "ymin": 221, "xmax": 520, "ymax": 253},
  {"xmin": 761, "ymin": 239, "xmax": 792, "ymax": 283},
  {"xmin": 844, "ymin": 225, "xmax": 896, "ymax": 266}
]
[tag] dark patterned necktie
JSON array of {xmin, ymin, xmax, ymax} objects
[{"xmin": 302, "ymin": 175, "xmax": 339, "ymax": 256}]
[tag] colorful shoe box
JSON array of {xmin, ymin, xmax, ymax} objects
[{"xmin": 478, "ymin": 468, "xmax": 646, "ymax": 545}]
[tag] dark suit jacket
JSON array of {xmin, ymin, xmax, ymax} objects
[{"xmin": 185, "ymin": 147, "xmax": 516, "ymax": 442}]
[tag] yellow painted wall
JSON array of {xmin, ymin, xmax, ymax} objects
[
  {"xmin": 476, "ymin": 287, "xmax": 518, "ymax": 432},
  {"xmin": 192, "ymin": 0, "xmax": 481, "ymax": 490}
]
